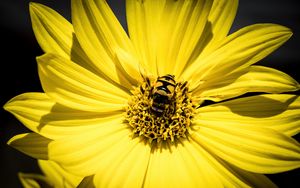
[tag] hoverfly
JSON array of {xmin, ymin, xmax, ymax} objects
[{"xmin": 151, "ymin": 74, "xmax": 176, "ymax": 114}]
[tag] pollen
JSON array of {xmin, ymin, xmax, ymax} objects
[{"xmin": 125, "ymin": 76, "xmax": 196, "ymax": 143}]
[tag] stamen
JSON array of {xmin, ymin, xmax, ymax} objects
[{"xmin": 125, "ymin": 76, "xmax": 196, "ymax": 143}]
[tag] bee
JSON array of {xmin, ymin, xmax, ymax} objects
[{"xmin": 151, "ymin": 74, "xmax": 176, "ymax": 114}]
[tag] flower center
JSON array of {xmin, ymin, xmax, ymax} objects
[{"xmin": 125, "ymin": 75, "xmax": 196, "ymax": 143}]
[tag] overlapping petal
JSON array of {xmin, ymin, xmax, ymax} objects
[
  {"xmin": 195, "ymin": 94, "xmax": 300, "ymax": 136},
  {"xmin": 192, "ymin": 126, "xmax": 300, "ymax": 173},
  {"xmin": 182, "ymin": 24, "xmax": 292, "ymax": 91},
  {"xmin": 18, "ymin": 160, "xmax": 82, "ymax": 188},
  {"xmin": 186, "ymin": 140, "xmax": 277, "ymax": 188},
  {"xmin": 37, "ymin": 53, "xmax": 129, "ymax": 112},
  {"xmin": 7, "ymin": 133, "xmax": 51, "ymax": 160},
  {"xmin": 192, "ymin": 95, "xmax": 300, "ymax": 173},
  {"xmin": 126, "ymin": 0, "xmax": 240, "ymax": 77},
  {"xmin": 48, "ymin": 123, "xmax": 150, "ymax": 177},
  {"xmin": 157, "ymin": 0, "xmax": 213, "ymax": 76},
  {"xmin": 77, "ymin": 138, "xmax": 278, "ymax": 187},
  {"xmin": 219, "ymin": 162, "xmax": 278, "ymax": 188},
  {"xmin": 18, "ymin": 172, "xmax": 52, "ymax": 188},
  {"xmin": 199, "ymin": 0, "xmax": 239, "ymax": 55},
  {"xmin": 187, "ymin": 0, "xmax": 239, "ymax": 65},
  {"xmin": 4, "ymin": 92, "xmax": 124, "ymax": 139},
  {"xmin": 29, "ymin": 3, "xmax": 93, "ymax": 72},
  {"xmin": 126, "ymin": 0, "xmax": 165, "ymax": 75},
  {"xmin": 71, "ymin": 0, "xmax": 135, "ymax": 88},
  {"xmin": 115, "ymin": 47, "xmax": 144, "ymax": 86},
  {"xmin": 38, "ymin": 160, "xmax": 82, "ymax": 188},
  {"xmin": 193, "ymin": 65, "xmax": 300, "ymax": 102},
  {"xmin": 143, "ymin": 140, "xmax": 223, "ymax": 188},
  {"xmin": 126, "ymin": 0, "xmax": 213, "ymax": 76},
  {"xmin": 93, "ymin": 138, "xmax": 150, "ymax": 187}
]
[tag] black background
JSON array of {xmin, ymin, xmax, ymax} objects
[{"xmin": 1, "ymin": 0, "xmax": 300, "ymax": 187}]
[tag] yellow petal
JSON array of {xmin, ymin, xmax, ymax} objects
[
  {"xmin": 71, "ymin": 0, "xmax": 134, "ymax": 88},
  {"xmin": 143, "ymin": 140, "xmax": 223, "ymax": 188},
  {"xmin": 115, "ymin": 47, "xmax": 144, "ymax": 86},
  {"xmin": 38, "ymin": 160, "xmax": 82, "ymax": 188},
  {"xmin": 157, "ymin": 0, "xmax": 213, "ymax": 76},
  {"xmin": 29, "ymin": 3, "xmax": 93, "ymax": 72},
  {"xmin": 18, "ymin": 172, "xmax": 51, "ymax": 188},
  {"xmin": 29, "ymin": 2, "xmax": 72, "ymax": 57},
  {"xmin": 77, "ymin": 138, "xmax": 276, "ymax": 187},
  {"xmin": 187, "ymin": 139, "xmax": 277, "ymax": 187},
  {"xmin": 182, "ymin": 24, "xmax": 292, "ymax": 89},
  {"xmin": 188, "ymin": 0, "xmax": 239, "ymax": 67},
  {"xmin": 4, "ymin": 92, "xmax": 124, "ymax": 140},
  {"xmin": 195, "ymin": 94, "xmax": 300, "ymax": 136},
  {"xmin": 37, "ymin": 53, "xmax": 129, "ymax": 112},
  {"xmin": 7, "ymin": 133, "xmax": 51, "ymax": 160},
  {"xmin": 192, "ymin": 113, "xmax": 300, "ymax": 173},
  {"xmin": 48, "ymin": 123, "xmax": 136, "ymax": 176},
  {"xmin": 194, "ymin": 65, "xmax": 300, "ymax": 102},
  {"xmin": 197, "ymin": 0, "xmax": 239, "ymax": 59},
  {"xmin": 127, "ymin": 0, "xmax": 213, "ymax": 76},
  {"xmin": 126, "ymin": 0, "xmax": 165, "ymax": 75},
  {"xmin": 220, "ymin": 162, "xmax": 278, "ymax": 188},
  {"xmin": 93, "ymin": 138, "xmax": 151, "ymax": 188}
]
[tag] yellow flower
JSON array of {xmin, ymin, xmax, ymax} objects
[
  {"xmin": 18, "ymin": 160, "xmax": 82, "ymax": 188},
  {"xmin": 5, "ymin": 0, "xmax": 300, "ymax": 187}
]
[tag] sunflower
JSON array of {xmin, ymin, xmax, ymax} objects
[{"xmin": 5, "ymin": 0, "xmax": 300, "ymax": 187}]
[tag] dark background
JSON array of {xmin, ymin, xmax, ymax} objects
[{"xmin": 1, "ymin": 0, "xmax": 300, "ymax": 187}]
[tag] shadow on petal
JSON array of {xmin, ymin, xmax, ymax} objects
[
  {"xmin": 70, "ymin": 33, "xmax": 98, "ymax": 75},
  {"xmin": 223, "ymin": 95, "xmax": 298, "ymax": 118},
  {"xmin": 77, "ymin": 175, "xmax": 95, "ymax": 188},
  {"xmin": 37, "ymin": 102, "xmax": 122, "ymax": 131},
  {"xmin": 8, "ymin": 133, "xmax": 51, "ymax": 160},
  {"xmin": 69, "ymin": 32, "xmax": 133, "ymax": 93},
  {"xmin": 186, "ymin": 21, "xmax": 213, "ymax": 67}
]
